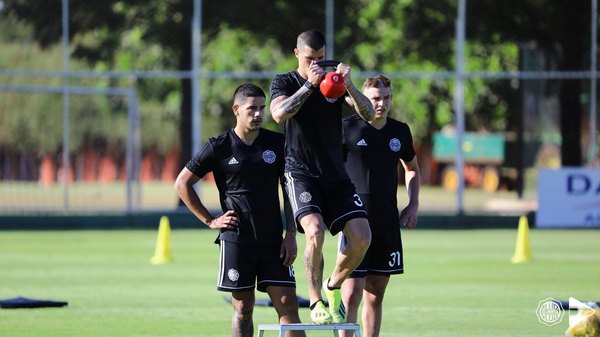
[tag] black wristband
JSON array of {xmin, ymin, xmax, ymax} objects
[{"xmin": 304, "ymin": 80, "xmax": 316, "ymax": 90}]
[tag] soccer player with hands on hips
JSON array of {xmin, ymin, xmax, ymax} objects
[
  {"xmin": 174, "ymin": 84, "xmax": 305, "ymax": 337},
  {"xmin": 270, "ymin": 29, "xmax": 375, "ymax": 324},
  {"xmin": 340, "ymin": 75, "xmax": 420, "ymax": 337}
]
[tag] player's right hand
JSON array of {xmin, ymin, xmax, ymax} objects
[
  {"xmin": 208, "ymin": 210, "xmax": 239, "ymax": 230},
  {"xmin": 307, "ymin": 61, "xmax": 325, "ymax": 87}
]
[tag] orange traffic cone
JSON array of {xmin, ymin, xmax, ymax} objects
[
  {"xmin": 511, "ymin": 215, "xmax": 533, "ymax": 264},
  {"xmin": 150, "ymin": 216, "xmax": 173, "ymax": 265}
]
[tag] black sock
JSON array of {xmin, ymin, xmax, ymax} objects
[
  {"xmin": 326, "ymin": 278, "xmax": 340, "ymax": 290},
  {"xmin": 309, "ymin": 299, "xmax": 323, "ymax": 310}
]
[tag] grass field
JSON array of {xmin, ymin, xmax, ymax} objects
[{"xmin": 1, "ymin": 229, "xmax": 598, "ymax": 337}]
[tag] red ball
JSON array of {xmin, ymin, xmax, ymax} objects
[{"xmin": 319, "ymin": 72, "xmax": 346, "ymax": 99}]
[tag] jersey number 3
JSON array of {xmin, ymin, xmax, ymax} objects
[{"xmin": 353, "ymin": 194, "xmax": 363, "ymax": 207}]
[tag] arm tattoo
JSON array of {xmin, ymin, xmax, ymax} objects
[
  {"xmin": 280, "ymin": 87, "xmax": 313, "ymax": 115},
  {"xmin": 346, "ymin": 83, "xmax": 374, "ymax": 121}
]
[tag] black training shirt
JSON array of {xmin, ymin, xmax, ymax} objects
[
  {"xmin": 186, "ymin": 128, "xmax": 285, "ymax": 246},
  {"xmin": 270, "ymin": 71, "xmax": 349, "ymax": 181},
  {"xmin": 342, "ymin": 115, "xmax": 416, "ymax": 208}
]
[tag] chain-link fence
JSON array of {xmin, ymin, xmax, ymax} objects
[{"xmin": 0, "ymin": 0, "xmax": 598, "ymax": 214}]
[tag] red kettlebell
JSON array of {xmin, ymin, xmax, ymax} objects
[
  {"xmin": 320, "ymin": 72, "xmax": 346, "ymax": 99},
  {"xmin": 316, "ymin": 60, "xmax": 346, "ymax": 99}
]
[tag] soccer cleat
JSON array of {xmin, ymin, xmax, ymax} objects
[
  {"xmin": 310, "ymin": 300, "xmax": 333, "ymax": 324},
  {"xmin": 323, "ymin": 281, "xmax": 346, "ymax": 323}
]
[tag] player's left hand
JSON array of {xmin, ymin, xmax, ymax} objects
[
  {"xmin": 400, "ymin": 203, "xmax": 418, "ymax": 229},
  {"xmin": 336, "ymin": 63, "xmax": 352, "ymax": 86},
  {"xmin": 280, "ymin": 232, "xmax": 298, "ymax": 267}
]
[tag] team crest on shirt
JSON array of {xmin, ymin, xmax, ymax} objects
[
  {"xmin": 325, "ymin": 97, "xmax": 338, "ymax": 103},
  {"xmin": 389, "ymin": 138, "xmax": 401, "ymax": 152},
  {"xmin": 227, "ymin": 268, "xmax": 239, "ymax": 282},
  {"xmin": 299, "ymin": 192, "xmax": 312, "ymax": 203},
  {"xmin": 262, "ymin": 150, "xmax": 276, "ymax": 164}
]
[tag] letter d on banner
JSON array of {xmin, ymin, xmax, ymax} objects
[{"xmin": 537, "ymin": 168, "xmax": 600, "ymax": 228}]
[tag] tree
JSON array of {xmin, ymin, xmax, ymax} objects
[
  {"xmin": 403, "ymin": 0, "xmax": 591, "ymax": 166},
  {"xmin": 2, "ymin": 0, "xmax": 326, "ymax": 173},
  {"xmin": 334, "ymin": 0, "xmax": 519, "ymax": 185}
]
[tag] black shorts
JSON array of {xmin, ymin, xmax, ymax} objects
[
  {"xmin": 284, "ymin": 172, "xmax": 367, "ymax": 235},
  {"xmin": 340, "ymin": 215, "xmax": 404, "ymax": 277},
  {"xmin": 217, "ymin": 240, "xmax": 296, "ymax": 293}
]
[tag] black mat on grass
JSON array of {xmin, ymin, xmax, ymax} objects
[{"xmin": 0, "ymin": 296, "xmax": 68, "ymax": 309}]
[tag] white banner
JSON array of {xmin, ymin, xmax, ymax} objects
[{"xmin": 537, "ymin": 168, "xmax": 600, "ymax": 228}]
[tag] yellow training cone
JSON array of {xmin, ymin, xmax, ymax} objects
[
  {"xmin": 511, "ymin": 215, "xmax": 533, "ymax": 264},
  {"xmin": 150, "ymin": 216, "xmax": 173, "ymax": 265}
]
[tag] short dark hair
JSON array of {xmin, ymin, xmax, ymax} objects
[
  {"xmin": 297, "ymin": 30, "xmax": 326, "ymax": 50},
  {"xmin": 233, "ymin": 83, "xmax": 265, "ymax": 104},
  {"xmin": 363, "ymin": 75, "xmax": 391, "ymax": 91}
]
